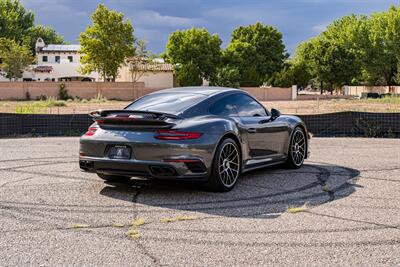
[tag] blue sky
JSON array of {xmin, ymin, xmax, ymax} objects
[{"xmin": 21, "ymin": 0, "xmax": 399, "ymax": 55}]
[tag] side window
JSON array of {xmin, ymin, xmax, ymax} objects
[
  {"xmin": 209, "ymin": 94, "xmax": 267, "ymax": 117},
  {"xmin": 235, "ymin": 94, "xmax": 267, "ymax": 117},
  {"xmin": 209, "ymin": 95, "xmax": 238, "ymax": 116}
]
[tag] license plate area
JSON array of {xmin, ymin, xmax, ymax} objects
[{"xmin": 107, "ymin": 145, "xmax": 131, "ymax": 160}]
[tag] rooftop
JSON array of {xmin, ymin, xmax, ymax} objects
[{"xmin": 40, "ymin": 44, "xmax": 81, "ymax": 52}]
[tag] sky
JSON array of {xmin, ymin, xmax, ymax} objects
[{"xmin": 21, "ymin": 0, "xmax": 400, "ymax": 56}]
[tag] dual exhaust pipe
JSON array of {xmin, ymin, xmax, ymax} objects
[{"xmin": 149, "ymin": 166, "xmax": 177, "ymax": 177}]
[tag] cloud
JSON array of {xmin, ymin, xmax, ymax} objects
[
  {"xmin": 134, "ymin": 10, "xmax": 202, "ymax": 29},
  {"xmin": 312, "ymin": 23, "xmax": 328, "ymax": 33}
]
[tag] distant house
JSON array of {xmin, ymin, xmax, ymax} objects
[
  {"xmin": 117, "ymin": 57, "xmax": 174, "ymax": 89},
  {"xmin": 2, "ymin": 38, "xmax": 174, "ymax": 89},
  {"xmin": 22, "ymin": 38, "xmax": 99, "ymax": 82}
]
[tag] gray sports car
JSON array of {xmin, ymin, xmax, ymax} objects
[{"xmin": 79, "ymin": 86, "xmax": 309, "ymax": 192}]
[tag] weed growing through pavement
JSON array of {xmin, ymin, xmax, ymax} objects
[
  {"xmin": 286, "ymin": 203, "xmax": 309, "ymax": 213},
  {"xmin": 71, "ymin": 223, "xmax": 90, "ymax": 229}
]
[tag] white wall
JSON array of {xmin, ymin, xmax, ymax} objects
[{"xmin": 37, "ymin": 52, "xmax": 80, "ymax": 64}]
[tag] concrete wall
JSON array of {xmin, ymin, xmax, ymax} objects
[
  {"xmin": 345, "ymin": 86, "xmax": 400, "ymax": 96},
  {"xmin": 0, "ymin": 83, "xmax": 295, "ymax": 101}
]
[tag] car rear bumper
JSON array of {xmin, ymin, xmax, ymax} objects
[{"xmin": 79, "ymin": 156, "xmax": 209, "ymax": 181}]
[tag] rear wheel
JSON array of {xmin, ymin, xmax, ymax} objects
[
  {"xmin": 206, "ymin": 138, "xmax": 241, "ymax": 192},
  {"xmin": 285, "ymin": 127, "xmax": 306, "ymax": 169},
  {"xmin": 97, "ymin": 173, "xmax": 131, "ymax": 183}
]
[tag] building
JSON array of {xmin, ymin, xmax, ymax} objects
[
  {"xmin": 23, "ymin": 38, "xmax": 99, "ymax": 82},
  {"xmin": 117, "ymin": 57, "xmax": 174, "ymax": 88},
  {"xmin": 1, "ymin": 38, "xmax": 174, "ymax": 88}
]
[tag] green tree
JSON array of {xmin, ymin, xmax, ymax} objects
[
  {"xmin": 365, "ymin": 7, "xmax": 400, "ymax": 85},
  {"xmin": 175, "ymin": 62, "xmax": 203, "ymax": 87},
  {"xmin": 0, "ymin": 0, "xmax": 34, "ymax": 42},
  {"xmin": 209, "ymin": 66, "xmax": 241, "ymax": 88},
  {"xmin": 166, "ymin": 27, "xmax": 222, "ymax": 84},
  {"xmin": 0, "ymin": 38, "xmax": 33, "ymax": 80},
  {"xmin": 268, "ymin": 61, "xmax": 312, "ymax": 88},
  {"xmin": 293, "ymin": 15, "xmax": 366, "ymax": 92},
  {"xmin": 225, "ymin": 22, "xmax": 288, "ymax": 86},
  {"xmin": 79, "ymin": 4, "xmax": 135, "ymax": 81},
  {"xmin": 0, "ymin": 0, "xmax": 65, "ymax": 54},
  {"xmin": 27, "ymin": 25, "xmax": 64, "ymax": 54}
]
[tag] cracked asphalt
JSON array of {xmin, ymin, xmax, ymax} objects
[{"xmin": 0, "ymin": 137, "xmax": 399, "ymax": 266}]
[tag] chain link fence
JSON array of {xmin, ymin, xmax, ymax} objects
[{"xmin": 0, "ymin": 112, "xmax": 399, "ymax": 138}]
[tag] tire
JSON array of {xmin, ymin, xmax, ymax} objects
[
  {"xmin": 97, "ymin": 173, "xmax": 131, "ymax": 183},
  {"xmin": 205, "ymin": 138, "xmax": 241, "ymax": 192},
  {"xmin": 285, "ymin": 127, "xmax": 307, "ymax": 169}
]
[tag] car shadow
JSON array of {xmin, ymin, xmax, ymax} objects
[{"xmin": 99, "ymin": 163, "xmax": 360, "ymax": 218}]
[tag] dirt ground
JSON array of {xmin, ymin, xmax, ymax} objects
[{"xmin": 0, "ymin": 98, "xmax": 400, "ymax": 115}]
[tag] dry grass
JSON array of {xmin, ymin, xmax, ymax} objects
[
  {"xmin": 263, "ymin": 97, "xmax": 400, "ymax": 114},
  {"xmin": 1, "ymin": 96, "xmax": 399, "ymax": 115},
  {"xmin": 0, "ymin": 99, "xmax": 129, "ymax": 114}
]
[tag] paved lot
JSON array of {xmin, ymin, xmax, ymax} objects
[{"xmin": 0, "ymin": 137, "xmax": 399, "ymax": 266}]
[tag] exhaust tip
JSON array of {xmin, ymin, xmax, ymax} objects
[
  {"xmin": 149, "ymin": 166, "xmax": 177, "ymax": 177},
  {"xmin": 79, "ymin": 160, "xmax": 94, "ymax": 171}
]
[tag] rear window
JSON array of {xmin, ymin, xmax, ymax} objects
[{"xmin": 125, "ymin": 92, "xmax": 207, "ymax": 114}]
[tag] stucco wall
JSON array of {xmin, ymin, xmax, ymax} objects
[
  {"xmin": 241, "ymin": 87, "xmax": 293, "ymax": 101},
  {"xmin": 117, "ymin": 65, "xmax": 174, "ymax": 89},
  {"xmin": 0, "ymin": 82, "xmax": 145, "ymax": 101}
]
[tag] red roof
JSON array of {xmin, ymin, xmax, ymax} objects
[{"xmin": 33, "ymin": 66, "xmax": 53, "ymax": 72}]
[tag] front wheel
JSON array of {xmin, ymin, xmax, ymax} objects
[
  {"xmin": 206, "ymin": 138, "xmax": 241, "ymax": 192},
  {"xmin": 285, "ymin": 127, "xmax": 307, "ymax": 169}
]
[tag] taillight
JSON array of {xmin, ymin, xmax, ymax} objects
[
  {"xmin": 155, "ymin": 130, "xmax": 202, "ymax": 140},
  {"xmin": 84, "ymin": 126, "xmax": 98, "ymax": 136}
]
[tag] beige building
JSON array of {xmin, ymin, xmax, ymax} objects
[
  {"xmin": 22, "ymin": 38, "xmax": 100, "ymax": 82},
  {"xmin": 117, "ymin": 58, "xmax": 174, "ymax": 89},
  {"xmin": 2, "ymin": 38, "xmax": 174, "ymax": 88}
]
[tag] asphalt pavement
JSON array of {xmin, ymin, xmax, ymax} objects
[{"xmin": 0, "ymin": 137, "xmax": 399, "ymax": 266}]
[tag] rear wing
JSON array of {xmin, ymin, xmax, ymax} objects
[{"xmin": 89, "ymin": 109, "xmax": 180, "ymax": 127}]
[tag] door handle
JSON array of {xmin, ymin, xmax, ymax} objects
[{"xmin": 247, "ymin": 128, "xmax": 257, "ymax": 134}]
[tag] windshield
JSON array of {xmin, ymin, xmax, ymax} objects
[{"xmin": 125, "ymin": 92, "xmax": 207, "ymax": 114}]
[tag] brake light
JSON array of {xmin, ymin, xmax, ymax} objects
[
  {"xmin": 155, "ymin": 130, "xmax": 202, "ymax": 140},
  {"xmin": 84, "ymin": 126, "xmax": 98, "ymax": 136}
]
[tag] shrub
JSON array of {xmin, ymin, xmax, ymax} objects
[
  {"xmin": 90, "ymin": 93, "xmax": 107, "ymax": 103},
  {"xmin": 58, "ymin": 83, "xmax": 70, "ymax": 100}
]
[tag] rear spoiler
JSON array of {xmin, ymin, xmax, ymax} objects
[
  {"xmin": 89, "ymin": 109, "xmax": 180, "ymax": 127},
  {"xmin": 89, "ymin": 109, "xmax": 181, "ymax": 119}
]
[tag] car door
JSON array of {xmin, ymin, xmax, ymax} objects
[{"xmin": 233, "ymin": 94, "xmax": 289, "ymax": 160}]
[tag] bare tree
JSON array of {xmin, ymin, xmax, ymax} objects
[{"xmin": 128, "ymin": 40, "xmax": 157, "ymax": 99}]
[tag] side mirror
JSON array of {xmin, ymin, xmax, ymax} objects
[{"xmin": 271, "ymin": 108, "xmax": 281, "ymax": 119}]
